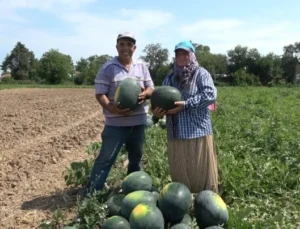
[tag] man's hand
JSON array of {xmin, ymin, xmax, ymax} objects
[
  {"xmin": 166, "ymin": 101, "xmax": 184, "ymax": 115},
  {"xmin": 138, "ymin": 87, "xmax": 147, "ymax": 104},
  {"xmin": 107, "ymin": 102, "xmax": 132, "ymax": 116}
]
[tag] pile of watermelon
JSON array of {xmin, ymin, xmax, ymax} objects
[{"xmin": 102, "ymin": 171, "xmax": 229, "ymax": 229}]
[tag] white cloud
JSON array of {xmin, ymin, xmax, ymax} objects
[
  {"xmin": 0, "ymin": 0, "xmax": 96, "ymax": 22},
  {"xmin": 180, "ymin": 19, "xmax": 244, "ymax": 33},
  {"xmin": 119, "ymin": 9, "xmax": 173, "ymax": 31},
  {"xmin": 177, "ymin": 19, "xmax": 300, "ymax": 55},
  {"xmin": 0, "ymin": 0, "xmax": 300, "ymax": 70},
  {"xmin": 0, "ymin": 6, "xmax": 175, "ymax": 64}
]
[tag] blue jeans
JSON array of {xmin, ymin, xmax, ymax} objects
[{"xmin": 84, "ymin": 124, "xmax": 145, "ymax": 195}]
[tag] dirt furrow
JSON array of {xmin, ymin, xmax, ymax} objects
[{"xmin": 0, "ymin": 88, "xmax": 105, "ymax": 229}]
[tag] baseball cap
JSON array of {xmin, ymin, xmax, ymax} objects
[
  {"xmin": 174, "ymin": 40, "xmax": 195, "ymax": 52},
  {"xmin": 117, "ymin": 32, "xmax": 136, "ymax": 44}
]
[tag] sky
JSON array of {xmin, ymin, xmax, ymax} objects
[{"xmin": 0, "ymin": 0, "xmax": 300, "ymax": 72}]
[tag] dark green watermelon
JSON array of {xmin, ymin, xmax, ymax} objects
[
  {"xmin": 146, "ymin": 114, "xmax": 154, "ymax": 128},
  {"xmin": 169, "ymin": 214, "xmax": 192, "ymax": 227},
  {"xmin": 150, "ymin": 86, "xmax": 181, "ymax": 110},
  {"xmin": 170, "ymin": 223, "xmax": 190, "ymax": 229},
  {"xmin": 152, "ymin": 115, "xmax": 160, "ymax": 124},
  {"xmin": 158, "ymin": 182, "xmax": 192, "ymax": 221},
  {"xmin": 120, "ymin": 190, "xmax": 157, "ymax": 219},
  {"xmin": 101, "ymin": 215, "xmax": 130, "ymax": 229},
  {"xmin": 194, "ymin": 190, "xmax": 229, "ymax": 228},
  {"xmin": 106, "ymin": 194, "xmax": 125, "ymax": 216},
  {"xmin": 129, "ymin": 203, "xmax": 165, "ymax": 229},
  {"xmin": 204, "ymin": 226, "xmax": 224, "ymax": 229},
  {"xmin": 114, "ymin": 78, "xmax": 141, "ymax": 110},
  {"xmin": 121, "ymin": 171, "xmax": 152, "ymax": 195}
]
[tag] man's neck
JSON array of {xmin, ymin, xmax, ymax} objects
[{"xmin": 117, "ymin": 57, "xmax": 132, "ymax": 67}]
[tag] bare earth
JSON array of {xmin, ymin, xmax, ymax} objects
[{"xmin": 0, "ymin": 88, "xmax": 105, "ymax": 229}]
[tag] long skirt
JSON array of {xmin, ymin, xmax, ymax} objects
[{"xmin": 167, "ymin": 135, "xmax": 219, "ymax": 194}]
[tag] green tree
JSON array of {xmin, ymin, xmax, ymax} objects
[
  {"xmin": 227, "ymin": 45, "xmax": 249, "ymax": 74},
  {"xmin": 192, "ymin": 42, "xmax": 228, "ymax": 78},
  {"xmin": 1, "ymin": 42, "xmax": 39, "ymax": 80},
  {"xmin": 257, "ymin": 53, "xmax": 283, "ymax": 86},
  {"xmin": 75, "ymin": 55, "xmax": 112, "ymax": 85},
  {"xmin": 38, "ymin": 49, "xmax": 74, "ymax": 84},
  {"xmin": 231, "ymin": 68, "xmax": 260, "ymax": 86},
  {"xmin": 281, "ymin": 42, "xmax": 300, "ymax": 83},
  {"xmin": 139, "ymin": 43, "xmax": 169, "ymax": 81}
]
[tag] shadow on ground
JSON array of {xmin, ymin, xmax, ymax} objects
[{"xmin": 21, "ymin": 188, "xmax": 83, "ymax": 211}]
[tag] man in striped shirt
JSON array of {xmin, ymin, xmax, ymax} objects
[{"xmin": 84, "ymin": 32, "xmax": 154, "ymax": 196}]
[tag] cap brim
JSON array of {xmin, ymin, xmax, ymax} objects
[
  {"xmin": 174, "ymin": 46, "xmax": 191, "ymax": 52},
  {"xmin": 117, "ymin": 36, "xmax": 136, "ymax": 43}
]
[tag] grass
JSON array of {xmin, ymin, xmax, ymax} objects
[{"xmin": 212, "ymin": 87, "xmax": 300, "ymax": 228}]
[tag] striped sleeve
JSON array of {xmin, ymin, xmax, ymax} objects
[
  {"xmin": 184, "ymin": 68, "xmax": 217, "ymax": 110},
  {"xmin": 94, "ymin": 65, "xmax": 111, "ymax": 95}
]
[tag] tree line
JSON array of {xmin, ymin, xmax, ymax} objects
[{"xmin": 1, "ymin": 41, "xmax": 300, "ymax": 86}]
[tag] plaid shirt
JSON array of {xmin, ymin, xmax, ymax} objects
[{"xmin": 162, "ymin": 67, "xmax": 217, "ymax": 139}]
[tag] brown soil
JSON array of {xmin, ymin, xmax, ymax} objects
[{"xmin": 0, "ymin": 88, "xmax": 105, "ymax": 229}]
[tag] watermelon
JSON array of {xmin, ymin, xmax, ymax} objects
[
  {"xmin": 114, "ymin": 77, "xmax": 141, "ymax": 110},
  {"xmin": 170, "ymin": 223, "xmax": 190, "ymax": 229},
  {"xmin": 151, "ymin": 191, "xmax": 160, "ymax": 204},
  {"xmin": 152, "ymin": 114, "xmax": 160, "ymax": 124},
  {"xmin": 158, "ymin": 182, "xmax": 192, "ymax": 221},
  {"xmin": 106, "ymin": 193, "xmax": 125, "ymax": 216},
  {"xmin": 204, "ymin": 226, "xmax": 224, "ymax": 229},
  {"xmin": 129, "ymin": 203, "xmax": 165, "ymax": 229},
  {"xmin": 170, "ymin": 214, "xmax": 192, "ymax": 227},
  {"xmin": 194, "ymin": 190, "xmax": 229, "ymax": 228},
  {"xmin": 121, "ymin": 171, "xmax": 152, "ymax": 195},
  {"xmin": 146, "ymin": 114, "xmax": 154, "ymax": 128},
  {"xmin": 120, "ymin": 190, "xmax": 157, "ymax": 219},
  {"xmin": 158, "ymin": 119, "xmax": 166, "ymax": 129},
  {"xmin": 150, "ymin": 86, "xmax": 181, "ymax": 110},
  {"xmin": 101, "ymin": 215, "xmax": 130, "ymax": 229}
]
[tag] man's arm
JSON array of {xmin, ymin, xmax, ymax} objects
[
  {"xmin": 95, "ymin": 94, "xmax": 111, "ymax": 111},
  {"xmin": 96, "ymin": 94, "xmax": 132, "ymax": 115}
]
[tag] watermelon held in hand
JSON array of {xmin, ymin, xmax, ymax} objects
[
  {"xmin": 120, "ymin": 190, "xmax": 157, "ymax": 219},
  {"xmin": 101, "ymin": 215, "xmax": 130, "ymax": 229},
  {"xmin": 129, "ymin": 203, "xmax": 165, "ymax": 229},
  {"xmin": 194, "ymin": 190, "xmax": 229, "ymax": 228},
  {"xmin": 114, "ymin": 77, "xmax": 141, "ymax": 110},
  {"xmin": 158, "ymin": 182, "xmax": 192, "ymax": 222},
  {"xmin": 150, "ymin": 86, "xmax": 181, "ymax": 110},
  {"xmin": 121, "ymin": 171, "xmax": 152, "ymax": 195}
]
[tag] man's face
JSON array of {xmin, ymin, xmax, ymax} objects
[{"xmin": 116, "ymin": 38, "xmax": 136, "ymax": 61}]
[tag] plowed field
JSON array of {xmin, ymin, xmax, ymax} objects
[{"xmin": 0, "ymin": 88, "xmax": 105, "ymax": 229}]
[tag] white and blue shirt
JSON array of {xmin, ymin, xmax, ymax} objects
[{"xmin": 162, "ymin": 67, "xmax": 217, "ymax": 139}]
